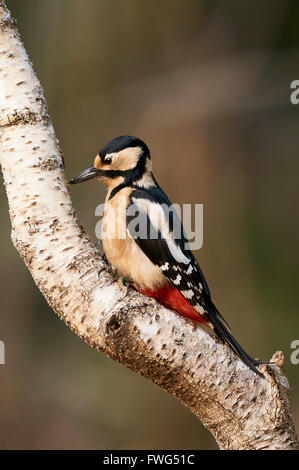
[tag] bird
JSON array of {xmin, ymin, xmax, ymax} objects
[{"xmin": 69, "ymin": 135, "xmax": 265, "ymax": 377}]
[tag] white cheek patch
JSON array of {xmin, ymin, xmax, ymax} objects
[{"xmin": 116, "ymin": 147, "xmax": 141, "ymax": 171}]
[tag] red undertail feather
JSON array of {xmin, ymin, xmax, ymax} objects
[{"xmin": 134, "ymin": 284, "xmax": 208, "ymax": 324}]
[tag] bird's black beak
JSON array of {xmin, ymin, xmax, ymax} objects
[{"xmin": 68, "ymin": 167, "xmax": 104, "ymax": 184}]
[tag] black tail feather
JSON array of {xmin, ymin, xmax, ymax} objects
[{"xmin": 209, "ymin": 304, "xmax": 264, "ymax": 378}]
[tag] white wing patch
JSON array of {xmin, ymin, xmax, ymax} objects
[
  {"xmin": 132, "ymin": 196, "xmax": 190, "ymax": 265},
  {"xmin": 194, "ymin": 304, "xmax": 205, "ymax": 315},
  {"xmin": 181, "ymin": 289, "xmax": 195, "ymax": 299},
  {"xmin": 173, "ymin": 274, "xmax": 182, "ymax": 285},
  {"xmin": 166, "ymin": 239, "xmax": 190, "ymax": 264},
  {"xmin": 131, "ymin": 198, "xmax": 165, "ymax": 234},
  {"xmin": 186, "ymin": 264, "xmax": 193, "ymax": 275},
  {"xmin": 161, "ymin": 262, "xmax": 169, "ymax": 271}
]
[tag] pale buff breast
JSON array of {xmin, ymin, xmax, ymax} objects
[{"xmin": 101, "ymin": 187, "xmax": 167, "ymax": 290}]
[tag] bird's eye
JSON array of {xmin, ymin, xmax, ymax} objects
[{"xmin": 105, "ymin": 156, "xmax": 112, "ymax": 164}]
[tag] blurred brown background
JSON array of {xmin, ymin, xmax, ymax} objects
[{"xmin": 0, "ymin": 0, "xmax": 298, "ymax": 449}]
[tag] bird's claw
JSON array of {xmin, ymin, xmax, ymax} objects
[
  {"xmin": 98, "ymin": 250, "xmax": 109, "ymax": 277},
  {"xmin": 101, "ymin": 252, "xmax": 108, "ymax": 264},
  {"xmin": 107, "ymin": 265, "xmax": 119, "ymax": 280},
  {"xmin": 98, "ymin": 262, "xmax": 132, "ymax": 300},
  {"xmin": 98, "ymin": 264, "xmax": 118, "ymax": 279},
  {"xmin": 117, "ymin": 276, "xmax": 133, "ymax": 300}
]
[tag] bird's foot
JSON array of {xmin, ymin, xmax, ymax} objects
[
  {"xmin": 98, "ymin": 262, "xmax": 133, "ymax": 300},
  {"xmin": 98, "ymin": 253, "xmax": 109, "ymax": 277},
  {"xmin": 101, "ymin": 252, "xmax": 108, "ymax": 264},
  {"xmin": 98, "ymin": 263, "xmax": 118, "ymax": 279},
  {"xmin": 117, "ymin": 276, "xmax": 134, "ymax": 301},
  {"xmin": 107, "ymin": 264, "xmax": 120, "ymax": 280}
]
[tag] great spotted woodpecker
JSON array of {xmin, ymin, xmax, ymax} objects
[{"xmin": 69, "ymin": 135, "xmax": 264, "ymax": 377}]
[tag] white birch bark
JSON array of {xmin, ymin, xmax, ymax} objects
[{"xmin": 0, "ymin": 1, "xmax": 298, "ymax": 450}]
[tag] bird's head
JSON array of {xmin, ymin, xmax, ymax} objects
[{"xmin": 69, "ymin": 135, "xmax": 152, "ymax": 187}]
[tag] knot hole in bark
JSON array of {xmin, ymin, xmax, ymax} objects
[{"xmin": 106, "ymin": 315, "xmax": 121, "ymax": 333}]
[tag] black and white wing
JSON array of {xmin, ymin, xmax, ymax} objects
[
  {"xmin": 127, "ymin": 187, "xmax": 214, "ymax": 320},
  {"xmin": 127, "ymin": 186, "xmax": 264, "ymax": 377}
]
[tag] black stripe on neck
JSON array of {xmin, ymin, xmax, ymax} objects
[
  {"xmin": 109, "ymin": 182, "xmax": 131, "ymax": 200},
  {"xmin": 108, "ymin": 154, "xmax": 148, "ymax": 200}
]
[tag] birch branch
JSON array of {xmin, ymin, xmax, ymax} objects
[{"xmin": 0, "ymin": 1, "xmax": 298, "ymax": 450}]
